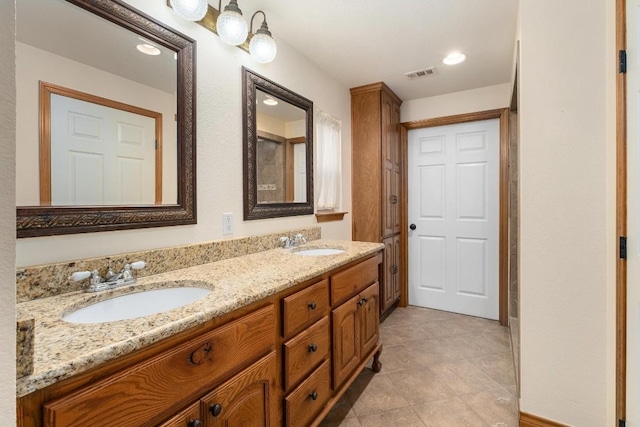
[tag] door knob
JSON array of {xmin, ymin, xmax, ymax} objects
[{"xmin": 410, "ymin": 224, "xmax": 416, "ymax": 230}]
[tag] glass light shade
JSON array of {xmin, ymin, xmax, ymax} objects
[
  {"xmin": 170, "ymin": 0, "xmax": 207, "ymax": 21},
  {"xmin": 217, "ymin": 11, "xmax": 249, "ymax": 45},
  {"xmin": 443, "ymin": 52, "xmax": 466, "ymax": 65},
  {"xmin": 249, "ymin": 33, "xmax": 277, "ymax": 63}
]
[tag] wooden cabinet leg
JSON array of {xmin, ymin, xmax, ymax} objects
[{"xmin": 371, "ymin": 344, "xmax": 382, "ymax": 373}]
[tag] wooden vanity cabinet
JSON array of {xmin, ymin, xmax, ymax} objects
[
  {"xmin": 351, "ymin": 82, "xmax": 404, "ymax": 318},
  {"xmin": 19, "ymin": 253, "xmax": 383, "ymax": 427}
]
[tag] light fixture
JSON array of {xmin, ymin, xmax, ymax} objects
[
  {"xmin": 263, "ymin": 96, "xmax": 278, "ymax": 106},
  {"xmin": 249, "ymin": 11, "xmax": 277, "ymax": 64},
  {"xmin": 169, "ymin": 0, "xmax": 207, "ymax": 22},
  {"xmin": 443, "ymin": 52, "xmax": 466, "ymax": 65},
  {"xmin": 216, "ymin": 0, "xmax": 249, "ymax": 46},
  {"xmin": 169, "ymin": 1, "xmax": 278, "ymax": 63},
  {"xmin": 136, "ymin": 43, "xmax": 161, "ymax": 56}
]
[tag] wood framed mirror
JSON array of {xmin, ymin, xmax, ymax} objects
[
  {"xmin": 242, "ymin": 67, "xmax": 314, "ymax": 220},
  {"xmin": 16, "ymin": 0, "xmax": 197, "ymax": 238}
]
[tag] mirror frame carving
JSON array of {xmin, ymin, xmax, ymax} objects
[
  {"xmin": 242, "ymin": 67, "xmax": 314, "ymax": 220},
  {"xmin": 16, "ymin": 0, "xmax": 197, "ymax": 238}
]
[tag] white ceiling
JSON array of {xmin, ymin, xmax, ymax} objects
[{"xmin": 238, "ymin": 0, "xmax": 519, "ymax": 101}]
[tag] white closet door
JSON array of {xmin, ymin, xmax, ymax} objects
[
  {"xmin": 50, "ymin": 94, "xmax": 156, "ymax": 205},
  {"xmin": 408, "ymin": 119, "xmax": 500, "ymax": 320}
]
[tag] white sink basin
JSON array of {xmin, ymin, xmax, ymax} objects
[
  {"xmin": 293, "ymin": 248, "xmax": 345, "ymax": 256},
  {"xmin": 62, "ymin": 286, "xmax": 211, "ymax": 324}
]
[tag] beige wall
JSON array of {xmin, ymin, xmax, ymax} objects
[
  {"xmin": 15, "ymin": 0, "xmax": 353, "ymax": 267},
  {"xmin": 518, "ymin": 0, "xmax": 616, "ymax": 425},
  {"xmin": 400, "ymin": 83, "xmax": 511, "ymax": 122},
  {"xmin": 0, "ymin": 0, "xmax": 17, "ymax": 423}
]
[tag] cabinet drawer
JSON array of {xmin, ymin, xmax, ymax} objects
[
  {"xmin": 330, "ymin": 256, "xmax": 379, "ymax": 306},
  {"xmin": 283, "ymin": 316, "xmax": 330, "ymax": 391},
  {"xmin": 284, "ymin": 360, "xmax": 331, "ymax": 427},
  {"xmin": 282, "ymin": 279, "xmax": 329, "ymax": 338},
  {"xmin": 43, "ymin": 305, "xmax": 275, "ymax": 427}
]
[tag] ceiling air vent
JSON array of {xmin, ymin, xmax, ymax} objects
[{"xmin": 404, "ymin": 66, "xmax": 437, "ymax": 80}]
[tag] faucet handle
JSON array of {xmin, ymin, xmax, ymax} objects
[
  {"xmin": 70, "ymin": 271, "xmax": 91, "ymax": 282},
  {"xmin": 280, "ymin": 236, "xmax": 291, "ymax": 248},
  {"xmin": 130, "ymin": 261, "xmax": 146, "ymax": 270}
]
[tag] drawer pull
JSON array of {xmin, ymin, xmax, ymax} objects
[
  {"xmin": 309, "ymin": 391, "xmax": 318, "ymax": 401},
  {"xmin": 308, "ymin": 343, "xmax": 318, "ymax": 353},
  {"xmin": 308, "ymin": 302, "xmax": 317, "ymax": 310},
  {"xmin": 209, "ymin": 403, "xmax": 223, "ymax": 417},
  {"xmin": 188, "ymin": 419, "xmax": 203, "ymax": 427},
  {"xmin": 189, "ymin": 342, "xmax": 213, "ymax": 365}
]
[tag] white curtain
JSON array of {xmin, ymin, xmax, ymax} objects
[{"xmin": 316, "ymin": 110, "xmax": 341, "ymax": 210}]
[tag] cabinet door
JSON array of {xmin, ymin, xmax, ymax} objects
[
  {"xmin": 393, "ymin": 234, "xmax": 402, "ymax": 301},
  {"xmin": 360, "ymin": 282, "xmax": 380, "ymax": 357},
  {"xmin": 332, "ymin": 294, "xmax": 361, "ymax": 388},
  {"xmin": 391, "ymin": 100, "xmax": 402, "ymax": 235},
  {"xmin": 381, "ymin": 92, "xmax": 396, "ymax": 238},
  {"xmin": 381, "ymin": 236, "xmax": 395, "ymax": 313},
  {"xmin": 158, "ymin": 403, "xmax": 202, "ymax": 427},
  {"xmin": 201, "ymin": 352, "xmax": 277, "ymax": 427}
]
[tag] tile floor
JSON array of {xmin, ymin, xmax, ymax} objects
[{"xmin": 319, "ymin": 306, "xmax": 519, "ymax": 427}]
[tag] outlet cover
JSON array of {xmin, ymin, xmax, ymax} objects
[{"xmin": 222, "ymin": 213, "xmax": 233, "ymax": 235}]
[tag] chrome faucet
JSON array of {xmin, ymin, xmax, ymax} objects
[
  {"xmin": 280, "ymin": 233, "xmax": 306, "ymax": 249},
  {"xmin": 71, "ymin": 261, "xmax": 146, "ymax": 293}
]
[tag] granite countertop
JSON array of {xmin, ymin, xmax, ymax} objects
[{"xmin": 16, "ymin": 239, "xmax": 383, "ymax": 397}]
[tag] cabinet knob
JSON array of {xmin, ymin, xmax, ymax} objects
[
  {"xmin": 209, "ymin": 403, "xmax": 223, "ymax": 417},
  {"xmin": 410, "ymin": 223, "xmax": 417, "ymax": 230},
  {"xmin": 390, "ymin": 195, "xmax": 398, "ymax": 204},
  {"xmin": 308, "ymin": 343, "xmax": 318, "ymax": 353},
  {"xmin": 308, "ymin": 302, "xmax": 317, "ymax": 310},
  {"xmin": 392, "ymin": 265, "xmax": 399, "ymax": 274},
  {"xmin": 188, "ymin": 419, "xmax": 203, "ymax": 427},
  {"xmin": 362, "ymin": 297, "xmax": 368, "ymax": 304},
  {"xmin": 309, "ymin": 391, "xmax": 318, "ymax": 401}
]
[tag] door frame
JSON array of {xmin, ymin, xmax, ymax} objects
[
  {"xmin": 401, "ymin": 108, "xmax": 510, "ymax": 326},
  {"xmin": 616, "ymin": 0, "xmax": 627, "ymax": 422}
]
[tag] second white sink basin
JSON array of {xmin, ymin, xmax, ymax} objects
[
  {"xmin": 293, "ymin": 248, "xmax": 345, "ymax": 256},
  {"xmin": 62, "ymin": 286, "xmax": 211, "ymax": 324}
]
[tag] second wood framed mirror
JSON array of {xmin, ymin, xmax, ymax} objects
[{"xmin": 242, "ymin": 67, "xmax": 314, "ymax": 220}]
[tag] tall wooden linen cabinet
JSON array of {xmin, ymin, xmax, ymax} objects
[{"xmin": 350, "ymin": 82, "xmax": 404, "ymax": 316}]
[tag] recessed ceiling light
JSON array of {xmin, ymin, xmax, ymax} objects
[
  {"xmin": 263, "ymin": 97, "xmax": 278, "ymax": 106},
  {"xmin": 443, "ymin": 52, "xmax": 466, "ymax": 65},
  {"xmin": 136, "ymin": 43, "xmax": 161, "ymax": 56}
]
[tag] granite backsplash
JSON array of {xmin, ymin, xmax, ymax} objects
[{"xmin": 16, "ymin": 227, "xmax": 321, "ymax": 303}]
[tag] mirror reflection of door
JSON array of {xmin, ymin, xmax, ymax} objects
[
  {"xmin": 41, "ymin": 83, "xmax": 163, "ymax": 206},
  {"xmin": 256, "ymin": 89, "xmax": 306, "ymax": 203},
  {"xmin": 50, "ymin": 93, "xmax": 158, "ymax": 205}
]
